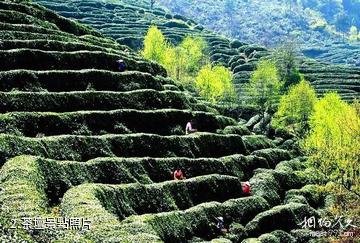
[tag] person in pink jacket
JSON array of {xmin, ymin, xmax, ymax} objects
[{"xmin": 185, "ymin": 119, "xmax": 197, "ymax": 134}]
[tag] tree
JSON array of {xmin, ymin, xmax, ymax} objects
[
  {"xmin": 271, "ymin": 42, "xmax": 301, "ymax": 88},
  {"xmin": 164, "ymin": 46, "xmax": 186, "ymax": 81},
  {"xmin": 349, "ymin": 25, "xmax": 359, "ymax": 42},
  {"xmin": 319, "ymin": 0, "xmax": 342, "ymax": 19},
  {"xmin": 214, "ymin": 65, "xmax": 237, "ymax": 103},
  {"xmin": 248, "ymin": 60, "xmax": 282, "ymax": 117},
  {"xmin": 150, "ymin": 0, "xmax": 156, "ymax": 9},
  {"xmin": 165, "ymin": 36, "xmax": 206, "ymax": 81},
  {"xmin": 301, "ymin": 0, "xmax": 320, "ymax": 9},
  {"xmin": 335, "ymin": 12, "xmax": 351, "ymax": 33},
  {"xmin": 224, "ymin": 0, "xmax": 236, "ymax": 17},
  {"xmin": 303, "ymin": 93, "xmax": 360, "ymax": 197},
  {"xmin": 287, "ymin": 0, "xmax": 298, "ymax": 11},
  {"xmin": 272, "ymin": 79, "xmax": 317, "ymax": 135},
  {"xmin": 353, "ymin": 99, "xmax": 360, "ymax": 116},
  {"xmin": 142, "ymin": 26, "xmax": 168, "ymax": 64},
  {"xmin": 195, "ymin": 65, "xmax": 235, "ymax": 104},
  {"xmin": 179, "ymin": 36, "xmax": 206, "ymax": 76}
]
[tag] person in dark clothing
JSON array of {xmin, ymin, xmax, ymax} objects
[
  {"xmin": 215, "ymin": 216, "xmax": 228, "ymax": 233},
  {"xmin": 117, "ymin": 59, "xmax": 126, "ymax": 72}
]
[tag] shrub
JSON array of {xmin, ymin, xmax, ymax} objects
[
  {"xmin": 0, "ymin": 90, "xmax": 195, "ymax": 112},
  {"xmin": 285, "ymin": 185, "xmax": 327, "ymax": 208},
  {"xmin": 65, "ymin": 175, "xmax": 243, "ymax": 220},
  {"xmin": 194, "ymin": 25, "xmax": 204, "ymax": 31},
  {"xmin": 251, "ymin": 149, "xmax": 292, "ymax": 168},
  {"xmin": 0, "ymin": 156, "xmax": 48, "ymax": 241},
  {"xmin": 0, "ymin": 133, "xmax": 249, "ymax": 165},
  {"xmin": 230, "ymin": 40, "xmax": 245, "ymax": 49},
  {"xmin": 0, "ymin": 49, "xmax": 165, "ymax": 76},
  {"xmin": 0, "ymin": 109, "xmax": 234, "ymax": 136},
  {"xmin": 143, "ymin": 196, "xmax": 269, "ymax": 242},
  {"xmin": 163, "ymin": 20, "xmax": 189, "ymax": 29},
  {"xmin": 245, "ymin": 203, "xmax": 319, "ymax": 237},
  {"xmin": 222, "ymin": 125, "xmax": 251, "ymax": 136},
  {"xmin": 242, "ymin": 135, "xmax": 275, "ymax": 152},
  {"xmin": 0, "ymin": 70, "xmax": 163, "ymax": 92}
]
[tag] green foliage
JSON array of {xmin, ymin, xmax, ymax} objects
[
  {"xmin": 0, "ymin": 0, "xmax": 348, "ymax": 242},
  {"xmin": 245, "ymin": 203, "xmax": 319, "ymax": 237},
  {"xmin": 221, "ymin": 124, "xmax": 251, "ymax": 136},
  {"xmin": 242, "ymin": 135, "xmax": 275, "ymax": 153},
  {"xmin": 195, "ymin": 64, "xmax": 236, "ymax": 104},
  {"xmin": 251, "ymin": 148, "xmax": 292, "ymax": 168},
  {"xmin": 142, "ymin": 26, "xmax": 208, "ymax": 85},
  {"xmin": 33, "ymin": 0, "xmax": 360, "ymax": 102},
  {"xmin": 159, "ymin": 0, "xmax": 360, "ymax": 65},
  {"xmin": 144, "ymin": 196, "xmax": 269, "ymax": 243},
  {"xmin": 249, "ymin": 157, "xmax": 307, "ymax": 206},
  {"xmin": 66, "ymin": 175, "xmax": 243, "ymax": 220},
  {"xmin": 0, "ymin": 89, "xmax": 205, "ymax": 112},
  {"xmin": 0, "ymin": 69, "xmax": 164, "ymax": 92},
  {"xmin": 142, "ymin": 25, "xmax": 168, "ymax": 64},
  {"xmin": 0, "ymin": 156, "xmax": 49, "ymax": 242},
  {"xmin": 224, "ymin": 0, "xmax": 236, "ymax": 16},
  {"xmin": 271, "ymin": 42, "xmax": 301, "ymax": 88},
  {"xmin": 303, "ymin": 93, "xmax": 360, "ymax": 196},
  {"xmin": 164, "ymin": 36, "xmax": 206, "ymax": 81},
  {"xmin": 349, "ymin": 25, "xmax": 360, "ymax": 42},
  {"xmin": 179, "ymin": 36, "xmax": 207, "ymax": 76},
  {"xmin": 0, "ymin": 133, "xmax": 248, "ymax": 165},
  {"xmin": 0, "ymin": 109, "xmax": 234, "ymax": 136},
  {"xmin": 248, "ymin": 60, "xmax": 282, "ymax": 115},
  {"xmin": 0, "ymin": 48, "xmax": 165, "ymax": 76},
  {"xmin": 272, "ymin": 79, "xmax": 317, "ymax": 135}
]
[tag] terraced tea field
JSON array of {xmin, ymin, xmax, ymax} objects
[
  {"xmin": 34, "ymin": 0, "xmax": 360, "ymax": 102},
  {"xmin": 0, "ymin": 0, "xmax": 337, "ymax": 242}
]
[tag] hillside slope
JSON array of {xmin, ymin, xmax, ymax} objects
[
  {"xmin": 34, "ymin": 0, "xmax": 360, "ymax": 103},
  {"xmin": 158, "ymin": 0, "xmax": 360, "ymax": 66},
  {"xmin": 0, "ymin": 0, "xmax": 325, "ymax": 242}
]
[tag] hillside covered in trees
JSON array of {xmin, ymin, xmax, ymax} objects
[
  {"xmin": 34, "ymin": 0, "xmax": 360, "ymax": 103},
  {"xmin": 158, "ymin": 0, "xmax": 360, "ymax": 66},
  {"xmin": 0, "ymin": 0, "xmax": 359, "ymax": 242}
]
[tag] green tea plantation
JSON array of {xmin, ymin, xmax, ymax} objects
[{"xmin": 0, "ymin": 0, "xmax": 352, "ymax": 242}]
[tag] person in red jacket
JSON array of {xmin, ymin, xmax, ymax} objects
[
  {"xmin": 242, "ymin": 181, "xmax": 251, "ymax": 195},
  {"xmin": 173, "ymin": 167, "xmax": 186, "ymax": 180}
]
